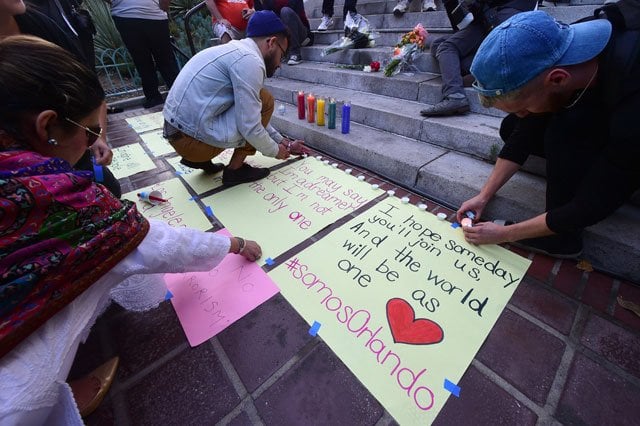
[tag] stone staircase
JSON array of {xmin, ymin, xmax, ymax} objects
[{"xmin": 264, "ymin": 0, "xmax": 640, "ymax": 283}]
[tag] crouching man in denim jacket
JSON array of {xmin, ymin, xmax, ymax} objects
[{"xmin": 163, "ymin": 10, "xmax": 308, "ymax": 186}]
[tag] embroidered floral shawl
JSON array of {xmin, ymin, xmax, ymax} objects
[{"xmin": 0, "ymin": 150, "xmax": 149, "ymax": 358}]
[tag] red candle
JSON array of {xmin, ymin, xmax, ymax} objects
[
  {"xmin": 307, "ymin": 93, "xmax": 315, "ymax": 123},
  {"xmin": 297, "ymin": 91, "xmax": 305, "ymax": 120}
]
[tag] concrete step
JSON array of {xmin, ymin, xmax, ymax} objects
[
  {"xmin": 312, "ymin": 28, "xmax": 451, "ymax": 47},
  {"xmin": 266, "ymin": 77, "xmax": 506, "ymax": 162},
  {"xmin": 270, "ymin": 102, "xmax": 640, "ymax": 282},
  {"xmin": 307, "ymin": 5, "xmax": 601, "ymax": 30},
  {"xmin": 305, "ymin": 0, "xmax": 605, "ymax": 19},
  {"xmin": 274, "ymin": 61, "xmax": 506, "ymax": 117}
]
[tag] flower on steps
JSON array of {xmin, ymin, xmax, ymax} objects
[{"xmin": 384, "ymin": 24, "xmax": 429, "ymax": 77}]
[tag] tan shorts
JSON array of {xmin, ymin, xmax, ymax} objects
[{"xmin": 167, "ymin": 88, "xmax": 275, "ymax": 162}]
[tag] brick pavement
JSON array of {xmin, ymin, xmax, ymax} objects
[{"xmin": 70, "ymin": 107, "xmax": 640, "ymax": 425}]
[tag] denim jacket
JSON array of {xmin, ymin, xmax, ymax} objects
[{"xmin": 163, "ymin": 38, "xmax": 282, "ymax": 157}]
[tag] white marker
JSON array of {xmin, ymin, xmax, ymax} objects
[
  {"xmin": 417, "ymin": 203, "xmax": 427, "ymax": 211},
  {"xmin": 437, "ymin": 212, "xmax": 447, "ymax": 220},
  {"xmin": 371, "ymin": 184, "xmax": 379, "ymax": 190},
  {"xmin": 401, "ymin": 197, "xmax": 410, "ymax": 204},
  {"xmin": 344, "ymin": 168, "xmax": 352, "ymax": 174},
  {"xmin": 387, "ymin": 190, "xmax": 395, "ymax": 197},
  {"xmin": 357, "ymin": 175, "xmax": 365, "ymax": 181}
]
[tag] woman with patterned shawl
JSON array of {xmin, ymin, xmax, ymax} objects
[{"xmin": 0, "ymin": 36, "xmax": 262, "ymax": 425}]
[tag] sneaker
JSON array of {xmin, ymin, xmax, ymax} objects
[
  {"xmin": 301, "ymin": 31, "xmax": 314, "ymax": 47},
  {"xmin": 422, "ymin": 0, "xmax": 436, "ymax": 11},
  {"xmin": 420, "ymin": 96, "xmax": 470, "ymax": 117},
  {"xmin": 287, "ymin": 54, "xmax": 302, "ymax": 65},
  {"xmin": 393, "ymin": 0, "xmax": 409, "ymax": 16},
  {"xmin": 222, "ymin": 163, "xmax": 270, "ymax": 186},
  {"xmin": 180, "ymin": 158, "xmax": 225, "ymax": 174},
  {"xmin": 317, "ymin": 15, "xmax": 335, "ymax": 31},
  {"xmin": 142, "ymin": 95, "xmax": 164, "ymax": 109},
  {"xmin": 512, "ymin": 234, "xmax": 583, "ymax": 259}
]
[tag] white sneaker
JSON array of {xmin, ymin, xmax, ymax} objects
[
  {"xmin": 422, "ymin": 0, "xmax": 436, "ymax": 11},
  {"xmin": 287, "ymin": 54, "xmax": 302, "ymax": 65},
  {"xmin": 393, "ymin": 0, "xmax": 409, "ymax": 16},
  {"xmin": 317, "ymin": 15, "xmax": 335, "ymax": 31}
]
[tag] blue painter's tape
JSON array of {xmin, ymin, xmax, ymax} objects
[
  {"xmin": 175, "ymin": 170, "xmax": 183, "ymax": 176},
  {"xmin": 265, "ymin": 257, "xmax": 275, "ymax": 266},
  {"xmin": 205, "ymin": 206, "xmax": 214, "ymax": 217},
  {"xmin": 309, "ymin": 321, "xmax": 321, "ymax": 336},
  {"xmin": 444, "ymin": 379, "xmax": 460, "ymax": 397},
  {"xmin": 189, "ymin": 195, "xmax": 199, "ymax": 201},
  {"xmin": 451, "ymin": 222, "xmax": 461, "ymax": 229},
  {"xmin": 165, "ymin": 290, "xmax": 174, "ymax": 300},
  {"xmin": 92, "ymin": 157, "xmax": 104, "ymax": 183}
]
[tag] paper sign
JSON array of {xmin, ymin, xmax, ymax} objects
[
  {"xmin": 165, "ymin": 228, "xmax": 280, "ymax": 346},
  {"xmin": 268, "ymin": 197, "xmax": 531, "ymax": 425},
  {"xmin": 201, "ymin": 156, "xmax": 380, "ymax": 260},
  {"xmin": 125, "ymin": 111, "xmax": 164, "ymax": 133},
  {"xmin": 140, "ymin": 129, "xmax": 174, "ymax": 157},
  {"xmin": 167, "ymin": 149, "xmax": 287, "ymax": 195},
  {"xmin": 122, "ymin": 178, "xmax": 212, "ymax": 231},
  {"xmin": 110, "ymin": 144, "xmax": 157, "ymax": 179}
]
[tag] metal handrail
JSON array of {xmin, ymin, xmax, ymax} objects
[{"xmin": 184, "ymin": 1, "xmax": 208, "ymax": 56}]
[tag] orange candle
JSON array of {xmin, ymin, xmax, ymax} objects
[{"xmin": 307, "ymin": 93, "xmax": 315, "ymax": 123}]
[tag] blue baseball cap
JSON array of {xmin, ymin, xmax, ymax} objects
[
  {"xmin": 246, "ymin": 10, "xmax": 287, "ymax": 38},
  {"xmin": 471, "ymin": 11, "xmax": 612, "ymax": 97}
]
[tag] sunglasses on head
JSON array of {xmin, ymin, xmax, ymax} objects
[{"xmin": 65, "ymin": 117, "xmax": 102, "ymax": 147}]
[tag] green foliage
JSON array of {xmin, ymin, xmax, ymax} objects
[
  {"xmin": 488, "ymin": 143, "xmax": 500, "ymax": 163},
  {"xmin": 84, "ymin": 0, "xmax": 123, "ymax": 54},
  {"xmin": 169, "ymin": 0, "xmax": 214, "ymax": 57}
]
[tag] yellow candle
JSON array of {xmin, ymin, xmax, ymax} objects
[{"xmin": 316, "ymin": 98, "xmax": 325, "ymax": 126}]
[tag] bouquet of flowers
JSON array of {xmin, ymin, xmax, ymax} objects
[
  {"xmin": 321, "ymin": 12, "xmax": 378, "ymax": 56},
  {"xmin": 383, "ymin": 24, "xmax": 428, "ymax": 77}
]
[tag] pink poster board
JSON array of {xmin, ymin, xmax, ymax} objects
[{"xmin": 165, "ymin": 229, "xmax": 280, "ymax": 346}]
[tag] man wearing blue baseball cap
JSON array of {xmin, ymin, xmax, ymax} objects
[
  {"xmin": 456, "ymin": 10, "xmax": 640, "ymax": 257},
  {"xmin": 163, "ymin": 10, "xmax": 308, "ymax": 186}
]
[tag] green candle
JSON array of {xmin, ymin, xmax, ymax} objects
[{"xmin": 328, "ymin": 98, "xmax": 336, "ymax": 129}]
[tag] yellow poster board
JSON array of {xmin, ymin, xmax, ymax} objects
[
  {"xmin": 125, "ymin": 111, "xmax": 164, "ymax": 133},
  {"xmin": 202, "ymin": 156, "xmax": 381, "ymax": 260},
  {"xmin": 110, "ymin": 144, "xmax": 157, "ymax": 179},
  {"xmin": 140, "ymin": 129, "xmax": 174, "ymax": 157},
  {"xmin": 269, "ymin": 197, "xmax": 531, "ymax": 425},
  {"xmin": 122, "ymin": 178, "xmax": 212, "ymax": 231}
]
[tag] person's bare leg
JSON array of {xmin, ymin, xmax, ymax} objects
[{"xmin": 228, "ymin": 150, "xmax": 248, "ymax": 169}]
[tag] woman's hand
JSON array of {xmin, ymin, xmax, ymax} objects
[
  {"xmin": 90, "ymin": 138, "xmax": 113, "ymax": 165},
  {"xmin": 241, "ymin": 240, "xmax": 262, "ymax": 261}
]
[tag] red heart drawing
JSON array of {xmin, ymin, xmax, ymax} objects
[{"xmin": 386, "ymin": 298, "xmax": 444, "ymax": 345}]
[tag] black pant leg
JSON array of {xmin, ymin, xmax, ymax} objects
[
  {"xmin": 113, "ymin": 16, "xmax": 161, "ymax": 101},
  {"xmin": 145, "ymin": 19, "xmax": 179, "ymax": 88}
]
